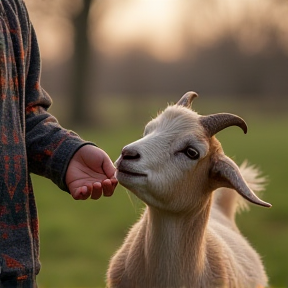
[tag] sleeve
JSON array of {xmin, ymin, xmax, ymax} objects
[{"xmin": 25, "ymin": 23, "xmax": 95, "ymax": 192}]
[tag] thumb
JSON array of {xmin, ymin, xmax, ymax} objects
[{"xmin": 102, "ymin": 153, "xmax": 116, "ymax": 178}]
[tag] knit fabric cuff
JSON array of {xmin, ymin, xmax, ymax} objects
[{"xmin": 48, "ymin": 139, "xmax": 96, "ymax": 192}]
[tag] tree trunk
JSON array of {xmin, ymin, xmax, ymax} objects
[{"xmin": 70, "ymin": 0, "xmax": 93, "ymax": 127}]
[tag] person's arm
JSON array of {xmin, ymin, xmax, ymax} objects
[{"xmin": 24, "ymin": 20, "xmax": 117, "ymax": 197}]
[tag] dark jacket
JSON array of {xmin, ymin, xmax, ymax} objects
[{"xmin": 0, "ymin": 0, "xmax": 91, "ymax": 284}]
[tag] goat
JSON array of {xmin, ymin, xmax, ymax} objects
[{"xmin": 107, "ymin": 92, "xmax": 271, "ymax": 288}]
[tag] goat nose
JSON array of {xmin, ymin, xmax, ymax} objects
[{"xmin": 121, "ymin": 147, "xmax": 141, "ymax": 160}]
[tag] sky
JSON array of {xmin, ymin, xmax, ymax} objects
[
  {"xmin": 94, "ymin": 0, "xmax": 186, "ymax": 62},
  {"xmin": 25, "ymin": 0, "xmax": 288, "ymax": 64}
]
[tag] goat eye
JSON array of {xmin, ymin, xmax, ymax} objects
[{"xmin": 184, "ymin": 147, "xmax": 199, "ymax": 160}]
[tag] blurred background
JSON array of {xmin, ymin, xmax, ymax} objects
[{"xmin": 25, "ymin": 0, "xmax": 287, "ymax": 287}]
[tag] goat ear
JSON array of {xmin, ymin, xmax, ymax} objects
[
  {"xmin": 176, "ymin": 91, "xmax": 198, "ymax": 108},
  {"xmin": 210, "ymin": 155, "xmax": 271, "ymax": 208}
]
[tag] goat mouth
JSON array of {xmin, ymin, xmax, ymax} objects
[{"xmin": 117, "ymin": 169, "xmax": 147, "ymax": 177}]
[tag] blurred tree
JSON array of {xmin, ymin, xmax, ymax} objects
[
  {"xmin": 70, "ymin": 0, "xmax": 93, "ymax": 127},
  {"xmin": 26, "ymin": 0, "xmax": 288, "ymax": 125}
]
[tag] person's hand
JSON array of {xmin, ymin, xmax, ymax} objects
[{"xmin": 66, "ymin": 145, "xmax": 118, "ymax": 200}]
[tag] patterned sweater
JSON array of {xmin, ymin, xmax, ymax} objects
[{"xmin": 0, "ymin": 0, "xmax": 92, "ymax": 283}]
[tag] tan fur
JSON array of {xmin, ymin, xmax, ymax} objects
[{"xmin": 107, "ymin": 101, "xmax": 269, "ymax": 288}]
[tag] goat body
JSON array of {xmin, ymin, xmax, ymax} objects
[{"xmin": 107, "ymin": 92, "xmax": 270, "ymax": 288}]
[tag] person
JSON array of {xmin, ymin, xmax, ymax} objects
[{"xmin": 0, "ymin": 0, "xmax": 118, "ymax": 286}]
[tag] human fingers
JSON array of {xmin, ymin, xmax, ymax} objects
[
  {"xmin": 111, "ymin": 178, "xmax": 118, "ymax": 190},
  {"xmin": 102, "ymin": 179, "xmax": 117, "ymax": 197},
  {"xmin": 90, "ymin": 182, "xmax": 103, "ymax": 200},
  {"xmin": 72, "ymin": 185, "xmax": 91, "ymax": 200}
]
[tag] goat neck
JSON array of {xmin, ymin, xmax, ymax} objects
[{"xmin": 141, "ymin": 199, "xmax": 212, "ymax": 287}]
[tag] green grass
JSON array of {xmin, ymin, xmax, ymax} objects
[{"xmin": 35, "ymin": 98, "xmax": 288, "ymax": 287}]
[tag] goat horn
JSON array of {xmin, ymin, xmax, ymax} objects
[
  {"xmin": 176, "ymin": 91, "xmax": 198, "ymax": 108},
  {"xmin": 211, "ymin": 156, "xmax": 272, "ymax": 208},
  {"xmin": 200, "ymin": 113, "xmax": 248, "ymax": 137}
]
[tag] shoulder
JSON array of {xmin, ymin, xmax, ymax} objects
[{"xmin": 0, "ymin": 0, "xmax": 31, "ymax": 33}]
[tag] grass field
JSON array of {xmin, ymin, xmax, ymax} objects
[{"xmin": 34, "ymin": 97, "xmax": 288, "ymax": 288}]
